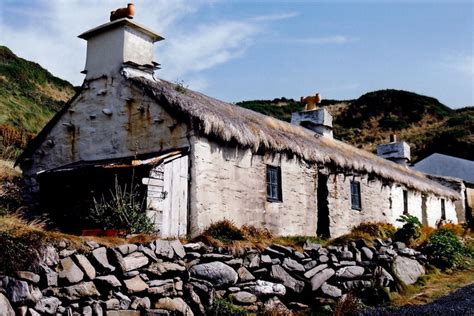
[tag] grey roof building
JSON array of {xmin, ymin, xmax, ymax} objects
[{"xmin": 413, "ymin": 153, "xmax": 474, "ymax": 185}]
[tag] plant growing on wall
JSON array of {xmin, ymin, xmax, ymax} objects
[
  {"xmin": 86, "ymin": 178, "xmax": 154, "ymax": 234},
  {"xmin": 394, "ymin": 214, "xmax": 422, "ymax": 245}
]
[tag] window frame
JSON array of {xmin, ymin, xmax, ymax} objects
[
  {"xmin": 350, "ymin": 180, "xmax": 362, "ymax": 211},
  {"xmin": 403, "ymin": 190, "xmax": 409, "ymax": 215},
  {"xmin": 441, "ymin": 198, "xmax": 446, "ymax": 220},
  {"xmin": 266, "ymin": 165, "xmax": 282, "ymax": 202}
]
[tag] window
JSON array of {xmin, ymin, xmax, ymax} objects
[
  {"xmin": 350, "ymin": 181, "xmax": 361, "ymax": 210},
  {"xmin": 403, "ymin": 190, "xmax": 408, "ymax": 215},
  {"xmin": 441, "ymin": 199, "xmax": 446, "ymax": 220},
  {"xmin": 266, "ymin": 165, "xmax": 282, "ymax": 202}
]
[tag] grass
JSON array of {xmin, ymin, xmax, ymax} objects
[
  {"xmin": 390, "ymin": 261, "xmax": 474, "ymax": 306},
  {"xmin": 329, "ymin": 222, "xmax": 397, "ymax": 246},
  {"xmin": 0, "ymin": 159, "xmax": 20, "ymax": 182}
]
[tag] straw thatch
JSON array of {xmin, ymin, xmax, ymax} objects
[{"xmin": 130, "ymin": 76, "xmax": 460, "ymax": 199}]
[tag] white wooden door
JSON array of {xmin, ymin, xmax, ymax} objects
[{"xmin": 144, "ymin": 155, "xmax": 189, "ymax": 237}]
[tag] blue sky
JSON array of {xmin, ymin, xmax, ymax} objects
[{"xmin": 0, "ymin": 0, "xmax": 472, "ymax": 108}]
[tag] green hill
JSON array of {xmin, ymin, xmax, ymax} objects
[
  {"xmin": 0, "ymin": 46, "xmax": 75, "ymax": 158},
  {"xmin": 237, "ymin": 90, "xmax": 473, "ymax": 162}
]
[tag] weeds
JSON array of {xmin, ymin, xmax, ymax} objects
[{"xmin": 207, "ymin": 298, "xmax": 248, "ymax": 316}]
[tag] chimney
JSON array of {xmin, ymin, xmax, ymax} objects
[
  {"xmin": 291, "ymin": 93, "xmax": 333, "ymax": 138},
  {"xmin": 78, "ymin": 5, "xmax": 164, "ymax": 80},
  {"xmin": 376, "ymin": 134, "xmax": 411, "ymax": 166}
]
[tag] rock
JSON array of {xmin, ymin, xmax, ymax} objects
[
  {"xmin": 40, "ymin": 246, "xmax": 59, "ymax": 267},
  {"xmin": 85, "ymin": 240, "xmax": 100, "ymax": 249},
  {"xmin": 282, "ymin": 258, "xmax": 305, "ymax": 273},
  {"xmin": 393, "ymin": 241, "xmax": 406, "ymax": 250},
  {"xmin": 270, "ymin": 265, "xmax": 305, "ymax": 293},
  {"xmin": 248, "ymin": 280, "xmax": 286, "ymax": 297},
  {"xmin": 237, "ymin": 267, "xmax": 255, "ymax": 282},
  {"xmin": 138, "ymin": 245, "xmax": 158, "ymax": 261},
  {"xmin": 144, "ymin": 309, "xmax": 171, "ymax": 315},
  {"xmin": 17, "ymin": 306, "xmax": 28, "ymax": 316},
  {"xmin": 105, "ymin": 298, "xmax": 121, "ymax": 310},
  {"xmin": 374, "ymin": 266, "xmax": 394, "ymax": 287},
  {"xmin": 95, "ymin": 275, "xmax": 122, "ymax": 288},
  {"xmin": 264, "ymin": 247, "xmax": 285, "ymax": 258},
  {"xmin": 202, "ymin": 254, "xmax": 233, "ymax": 261},
  {"xmin": 399, "ymin": 248, "xmax": 417, "ymax": 257},
  {"xmin": 304, "ymin": 264, "xmax": 328, "ymax": 279},
  {"xmin": 229, "ymin": 291, "xmax": 257, "ymax": 305},
  {"xmin": 91, "ymin": 302, "xmax": 103, "ymax": 315},
  {"xmin": 75, "ymin": 254, "xmax": 96, "ymax": 280},
  {"xmin": 123, "ymin": 276, "xmax": 149, "ymax": 294},
  {"xmin": 319, "ymin": 255, "xmax": 329, "ymax": 263},
  {"xmin": 0, "ymin": 293, "xmax": 15, "ymax": 316},
  {"xmin": 91, "ymin": 247, "xmax": 115, "ymax": 273},
  {"xmin": 320, "ymin": 283, "xmax": 342, "ymax": 298},
  {"xmin": 154, "ymin": 297, "xmax": 194, "ymax": 316},
  {"xmin": 115, "ymin": 292, "xmax": 132, "ymax": 309},
  {"xmin": 354, "ymin": 249, "xmax": 362, "ymax": 263},
  {"xmin": 15, "ymin": 271, "xmax": 40, "ymax": 284},
  {"xmin": 131, "ymin": 296, "xmax": 151, "ymax": 310},
  {"xmin": 155, "ymin": 240, "xmax": 175, "ymax": 259},
  {"xmin": 304, "ymin": 260, "xmax": 318, "ymax": 270},
  {"xmin": 145, "ymin": 262, "xmax": 186, "ymax": 276},
  {"xmin": 184, "ymin": 284, "xmax": 205, "ymax": 315},
  {"xmin": 39, "ymin": 264, "xmax": 58, "ymax": 287},
  {"xmin": 147, "ymin": 279, "xmax": 175, "ymax": 296},
  {"xmin": 260, "ymin": 255, "xmax": 272, "ymax": 264},
  {"xmin": 120, "ymin": 252, "xmax": 149, "ymax": 272},
  {"xmin": 225, "ymin": 258, "xmax": 243, "ymax": 268},
  {"xmin": 289, "ymin": 302, "xmax": 309, "ymax": 310},
  {"xmin": 361, "ymin": 247, "xmax": 373, "ymax": 260},
  {"xmin": 59, "ymin": 257, "xmax": 84, "ymax": 284},
  {"xmin": 170, "ymin": 240, "xmax": 186, "ymax": 259},
  {"xmin": 2, "ymin": 276, "xmax": 31, "ymax": 303},
  {"xmin": 28, "ymin": 308, "xmax": 41, "ymax": 316},
  {"xmin": 189, "ymin": 262, "xmax": 237, "ymax": 287},
  {"xmin": 124, "ymin": 271, "xmax": 140, "ymax": 278},
  {"xmin": 82, "ymin": 306, "xmax": 92, "ymax": 316},
  {"xmin": 116, "ymin": 244, "xmax": 138, "ymax": 255},
  {"xmin": 341, "ymin": 249, "xmax": 353, "ymax": 260},
  {"xmin": 270, "ymin": 244, "xmax": 293, "ymax": 256},
  {"xmin": 304, "ymin": 241, "xmax": 321, "ymax": 252},
  {"xmin": 392, "ymin": 256, "xmax": 425, "ymax": 285},
  {"xmin": 183, "ymin": 243, "xmax": 202, "ymax": 251},
  {"xmin": 59, "ymin": 249, "xmax": 76, "ymax": 257},
  {"xmin": 310, "ymin": 268, "xmax": 335, "ymax": 291},
  {"xmin": 335, "ymin": 266, "xmax": 364, "ymax": 279},
  {"xmin": 339, "ymin": 260, "xmax": 357, "ymax": 266},
  {"xmin": 58, "ymin": 282, "xmax": 100, "ymax": 300},
  {"xmin": 264, "ymin": 297, "xmax": 292, "ymax": 315},
  {"xmin": 34, "ymin": 297, "xmax": 61, "ymax": 314},
  {"xmin": 293, "ymin": 251, "xmax": 305, "ymax": 260},
  {"xmin": 342, "ymin": 280, "xmax": 372, "ymax": 291}
]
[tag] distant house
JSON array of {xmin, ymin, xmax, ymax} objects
[
  {"xmin": 413, "ymin": 153, "xmax": 474, "ymax": 224},
  {"xmin": 16, "ymin": 17, "xmax": 461, "ymax": 238}
]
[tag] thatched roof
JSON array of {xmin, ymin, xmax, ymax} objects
[{"xmin": 130, "ymin": 76, "xmax": 459, "ymax": 199}]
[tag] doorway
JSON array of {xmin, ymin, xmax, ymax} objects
[{"xmin": 317, "ymin": 173, "xmax": 330, "ymax": 238}]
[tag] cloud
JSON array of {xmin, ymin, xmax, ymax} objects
[
  {"xmin": 289, "ymin": 35, "xmax": 359, "ymax": 45},
  {"xmin": 250, "ymin": 12, "xmax": 299, "ymax": 22}
]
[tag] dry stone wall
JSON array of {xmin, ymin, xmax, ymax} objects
[{"xmin": 0, "ymin": 238, "xmax": 427, "ymax": 315}]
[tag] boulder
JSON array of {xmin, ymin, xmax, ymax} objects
[
  {"xmin": 319, "ymin": 255, "xmax": 329, "ymax": 263},
  {"xmin": 91, "ymin": 247, "xmax": 116, "ymax": 272},
  {"xmin": 74, "ymin": 254, "xmax": 96, "ymax": 280},
  {"xmin": 16, "ymin": 271, "xmax": 40, "ymax": 284},
  {"xmin": 120, "ymin": 252, "xmax": 149, "ymax": 272},
  {"xmin": 123, "ymin": 276, "xmax": 149, "ymax": 294},
  {"xmin": 189, "ymin": 262, "xmax": 237, "ymax": 287},
  {"xmin": 335, "ymin": 266, "xmax": 365, "ymax": 279},
  {"xmin": 361, "ymin": 247, "xmax": 373, "ymax": 260},
  {"xmin": 310, "ymin": 268, "xmax": 335, "ymax": 291},
  {"xmin": 154, "ymin": 297, "xmax": 194, "ymax": 316},
  {"xmin": 282, "ymin": 258, "xmax": 305, "ymax": 273},
  {"xmin": 237, "ymin": 267, "xmax": 255, "ymax": 282},
  {"xmin": 2, "ymin": 276, "xmax": 31, "ymax": 303},
  {"xmin": 58, "ymin": 257, "xmax": 84, "ymax": 284},
  {"xmin": 304, "ymin": 264, "xmax": 328, "ymax": 279},
  {"xmin": 320, "ymin": 283, "xmax": 342, "ymax": 298},
  {"xmin": 0, "ymin": 293, "xmax": 15, "ymax": 316},
  {"xmin": 229, "ymin": 291, "xmax": 257, "ymax": 305},
  {"xmin": 248, "ymin": 280, "xmax": 286, "ymax": 297},
  {"xmin": 270, "ymin": 265, "xmax": 305, "ymax": 293},
  {"xmin": 392, "ymin": 256, "xmax": 425, "ymax": 285},
  {"xmin": 34, "ymin": 297, "xmax": 61, "ymax": 314}
]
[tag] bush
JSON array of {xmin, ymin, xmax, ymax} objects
[
  {"xmin": 208, "ymin": 298, "xmax": 248, "ymax": 316},
  {"xmin": 201, "ymin": 219, "xmax": 244, "ymax": 243},
  {"xmin": 86, "ymin": 180, "xmax": 154, "ymax": 234},
  {"xmin": 394, "ymin": 215, "xmax": 422, "ymax": 245},
  {"xmin": 330, "ymin": 222, "xmax": 397, "ymax": 245},
  {"xmin": 0, "ymin": 230, "xmax": 42, "ymax": 274},
  {"xmin": 424, "ymin": 228, "xmax": 467, "ymax": 269}
]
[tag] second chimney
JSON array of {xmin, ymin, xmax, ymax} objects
[{"xmin": 377, "ymin": 134, "xmax": 411, "ymax": 166}]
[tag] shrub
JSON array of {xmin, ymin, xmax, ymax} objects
[
  {"xmin": 208, "ymin": 298, "xmax": 248, "ymax": 316},
  {"xmin": 201, "ymin": 219, "xmax": 244, "ymax": 243},
  {"xmin": 438, "ymin": 223, "xmax": 466, "ymax": 237},
  {"xmin": 394, "ymin": 215, "xmax": 422, "ymax": 245},
  {"xmin": 351, "ymin": 222, "xmax": 397, "ymax": 239},
  {"xmin": 0, "ymin": 230, "xmax": 42, "ymax": 274},
  {"xmin": 86, "ymin": 180, "xmax": 154, "ymax": 234},
  {"xmin": 424, "ymin": 228, "xmax": 467, "ymax": 269}
]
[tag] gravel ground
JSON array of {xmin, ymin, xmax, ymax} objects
[{"xmin": 360, "ymin": 283, "xmax": 474, "ymax": 316}]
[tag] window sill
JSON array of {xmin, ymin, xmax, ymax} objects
[{"xmin": 267, "ymin": 198, "xmax": 283, "ymax": 203}]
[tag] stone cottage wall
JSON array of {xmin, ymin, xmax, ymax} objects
[{"xmin": 189, "ymin": 137, "xmax": 318, "ymax": 237}]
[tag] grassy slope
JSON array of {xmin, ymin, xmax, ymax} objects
[
  {"xmin": 237, "ymin": 90, "xmax": 474, "ymax": 162},
  {"xmin": 0, "ymin": 46, "xmax": 75, "ymax": 158}
]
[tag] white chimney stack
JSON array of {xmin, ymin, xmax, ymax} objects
[
  {"xmin": 78, "ymin": 17, "xmax": 163, "ymax": 80},
  {"xmin": 377, "ymin": 134, "xmax": 411, "ymax": 166}
]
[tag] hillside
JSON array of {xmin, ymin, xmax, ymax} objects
[
  {"xmin": 0, "ymin": 46, "xmax": 75, "ymax": 159},
  {"xmin": 237, "ymin": 90, "xmax": 474, "ymax": 162}
]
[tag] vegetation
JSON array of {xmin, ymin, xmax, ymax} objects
[
  {"xmin": 208, "ymin": 298, "xmax": 249, "ymax": 316},
  {"xmin": 330, "ymin": 221, "xmax": 397, "ymax": 245},
  {"xmin": 394, "ymin": 214, "xmax": 422, "ymax": 245},
  {"xmin": 86, "ymin": 179, "xmax": 154, "ymax": 234},
  {"xmin": 424, "ymin": 228, "xmax": 472, "ymax": 269}
]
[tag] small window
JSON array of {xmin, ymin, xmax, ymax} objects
[
  {"xmin": 266, "ymin": 165, "xmax": 282, "ymax": 202},
  {"xmin": 350, "ymin": 181, "xmax": 361, "ymax": 210},
  {"xmin": 441, "ymin": 199, "xmax": 446, "ymax": 220},
  {"xmin": 403, "ymin": 190, "xmax": 408, "ymax": 215}
]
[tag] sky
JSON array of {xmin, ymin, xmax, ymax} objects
[{"xmin": 0, "ymin": 0, "xmax": 473, "ymax": 108}]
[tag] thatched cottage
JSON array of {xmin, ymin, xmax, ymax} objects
[{"xmin": 17, "ymin": 17, "xmax": 462, "ymax": 237}]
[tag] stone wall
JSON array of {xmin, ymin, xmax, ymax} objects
[{"xmin": 0, "ymin": 238, "xmax": 427, "ymax": 316}]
